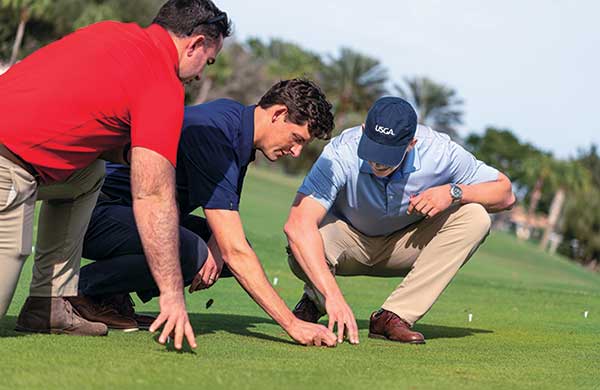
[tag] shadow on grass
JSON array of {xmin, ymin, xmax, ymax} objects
[
  {"xmin": 176, "ymin": 312, "xmax": 295, "ymax": 345},
  {"xmin": 0, "ymin": 316, "xmax": 26, "ymax": 338},
  {"xmin": 356, "ymin": 318, "xmax": 493, "ymax": 340}
]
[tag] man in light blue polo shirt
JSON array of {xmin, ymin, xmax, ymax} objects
[{"xmin": 284, "ymin": 97, "xmax": 515, "ymax": 344}]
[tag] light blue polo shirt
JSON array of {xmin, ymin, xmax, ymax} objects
[{"xmin": 298, "ymin": 125, "xmax": 499, "ymax": 236}]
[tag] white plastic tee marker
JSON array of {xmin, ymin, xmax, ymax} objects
[
  {"xmin": 584, "ymin": 311, "xmax": 589, "ymax": 318},
  {"xmin": 468, "ymin": 313, "xmax": 473, "ymax": 322},
  {"xmin": 273, "ymin": 277, "xmax": 279, "ymax": 286}
]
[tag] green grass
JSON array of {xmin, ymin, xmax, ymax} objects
[{"xmin": 1, "ymin": 168, "xmax": 599, "ymax": 390}]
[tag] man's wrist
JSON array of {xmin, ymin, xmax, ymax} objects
[
  {"xmin": 323, "ymin": 288, "xmax": 344, "ymax": 302},
  {"xmin": 449, "ymin": 183, "xmax": 463, "ymax": 204},
  {"xmin": 160, "ymin": 288, "xmax": 185, "ymax": 300},
  {"xmin": 280, "ymin": 312, "xmax": 299, "ymax": 332}
]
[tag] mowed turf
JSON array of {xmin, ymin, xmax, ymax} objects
[{"xmin": 1, "ymin": 168, "xmax": 599, "ymax": 390}]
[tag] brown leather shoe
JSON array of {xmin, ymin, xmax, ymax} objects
[
  {"xmin": 99, "ymin": 293, "xmax": 155, "ymax": 331},
  {"xmin": 66, "ymin": 296, "xmax": 138, "ymax": 332},
  {"xmin": 292, "ymin": 293, "xmax": 324, "ymax": 323},
  {"xmin": 15, "ymin": 297, "xmax": 108, "ymax": 336},
  {"xmin": 368, "ymin": 309, "xmax": 425, "ymax": 344}
]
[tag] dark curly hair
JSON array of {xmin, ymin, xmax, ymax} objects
[
  {"xmin": 153, "ymin": 0, "xmax": 232, "ymax": 42},
  {"xmin": 258, "ymin": 79, "xmax": 334, "ymax": 141}
]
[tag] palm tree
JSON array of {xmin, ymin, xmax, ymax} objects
[
  {"xmin": 320, "ymin": 47, "xmax": 388, "ymax": 123},
  {"xmin": 539, "ymin": 160, "xmax": 591, "ymax": 251},
  {"xmin": 2, "ymin": 0, "xmax": 51, "ymax": 65},
  {"xmin": 394, "ymin": 76, "xmax": 464, "ymax": 139},
  {"xmin": 246, "ymin": 37, "xmax": 322, "ymax": 80}
]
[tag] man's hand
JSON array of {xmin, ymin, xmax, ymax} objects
[
  {"xmin": 407, "ymin": 185, "xmax": 453, "ymax": 218},
  {"xmin": 325, "ymin": 295, "xmax": 359, "ymax": 344},
  {"xmin": 285, "ymin": 318, "xmax": 338, "ymax": 347},
  {"xmin": 149, "ymin": 291, "xmax": 197, "ymax": 350},
  {"xmin": 189, "ymin": 246, "xmax": 223, "ymax": 292},
  {"xmin": 131, "ymin": 147, "xmax": 194, "ymax": 351}
]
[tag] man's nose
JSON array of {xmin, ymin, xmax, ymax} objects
[{"xmin": 290, "ymin": 144, "xmax": 303, "ymax": 158}]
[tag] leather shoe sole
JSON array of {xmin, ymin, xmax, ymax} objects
[{"xmin": 368, "ymin": 332, "xmax": 426, "ymax": 344}]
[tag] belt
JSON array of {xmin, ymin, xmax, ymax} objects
[{"xmin": 0, "ymin": 144, "xmax": 40, "ymax": 182}]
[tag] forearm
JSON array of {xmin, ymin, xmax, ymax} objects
[
  {"xmin": 223, "ymin": 245, "xmax": 296, "ymax": 330},
  {"xmin": 286, "ymin": 224, "xmax": 344, "ymax": 301},
  {"xmin": 133, "ymin": 196, "xmax": 183, "ymax": 295},
  {"xmin": 459, "ymin": 177, "xmax": 515, "ymax": 213}
]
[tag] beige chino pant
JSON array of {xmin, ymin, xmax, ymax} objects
[
  {"xmin": 0, "ymin": 156, "xmax": 104, "ymax": 318},
  {"xmin": 288, "ymin": 203, "xmax": 491, "ymax": 325}
]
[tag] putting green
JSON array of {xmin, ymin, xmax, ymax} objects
[{"xmin": 1, "ymin": 168, "xmax": 598, "ymax": 389}]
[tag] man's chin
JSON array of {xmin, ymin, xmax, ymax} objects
[{"xmin": 265, "ymin": 154, "xmax": 279, "ymax": 162}]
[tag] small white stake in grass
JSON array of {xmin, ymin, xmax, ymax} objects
[
  {"xmin": 584, "ymin": 311, "xmax": 589, "ymax": 318},
  {"xmin": 273, "ymin": 277, "xmax": 279, "ymax": 286},
  {"xmin": 468, "ymin": 313, "xmax": 473, "ymax": 322},
  {"xmin": 31, "ymin": 246, "xmax": 35, "ymax": 253}
]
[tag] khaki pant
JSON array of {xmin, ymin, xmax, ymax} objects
[
  {"xmin": 0, "ymin": 156, "xmax": 104, "ymax": 318},
  {"xmin": 288, "ymin": 203, "xmax": 491, "ymax": 326}
]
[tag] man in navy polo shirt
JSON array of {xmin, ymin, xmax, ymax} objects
[
  {"xmin": 73, "ymin": 79, "xmax": 339, "ymax": 346},
  {"xmin": 285, "ymin": 97, "xmax": 516, "ymax": 344}
]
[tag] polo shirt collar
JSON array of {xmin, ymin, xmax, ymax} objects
[
  {"xmin": 239, "ymin": 105, "xmax": 256, "ymax": 166},
  {"xmin": 358, "ymin": 147, "xmax": 421, "ymax": 180},
  {"xmin": 146, "ymin": 24, "xmax": 179, "ymax": 74}
]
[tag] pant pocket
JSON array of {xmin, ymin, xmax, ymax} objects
[{"xmin": 0, "ymin": 166, "xmax": 37, "ymax": 212}]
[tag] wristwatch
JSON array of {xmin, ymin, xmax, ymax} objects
[{"xmin": 450, "ymin": 183, "xmax": 463, "ymax": 203}]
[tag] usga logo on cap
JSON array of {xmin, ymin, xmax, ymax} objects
[
  {"xmin": 375, "ymin": 125, "xmax": 395, "ymax": 136},
  {"xmin": 357, "ymin": 96, "xmax": 418, "ymax": 167}
]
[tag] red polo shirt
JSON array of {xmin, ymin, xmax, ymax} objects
[{"xmin": 0, "ymin": 21, "xmax": 184, "ymax": 183}]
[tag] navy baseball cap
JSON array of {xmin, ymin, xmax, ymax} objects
[{"xmin": 357, "ymin": 97, "xmax": 418, "ymax": 166}]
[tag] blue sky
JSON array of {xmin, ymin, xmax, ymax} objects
[{"xmin": 219, "ymin": 0, "xmax": 599, "ymax": 159}]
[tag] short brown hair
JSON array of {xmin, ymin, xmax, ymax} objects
[{"xmin": 258, "ymin": 79, "xmax": 334, "ymax": 140}]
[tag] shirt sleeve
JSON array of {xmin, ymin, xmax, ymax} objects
[
  {"xmin": 129, "ymin": 80, "xmax": 184, "ymax": 167},
  {"xmin": 447, "ymin": 141, "xmax": 499, "ymax": 185},
  {"xmin": 179, "ymin": 125, "xmax": 241, "ymax": 211},
  {"xmin": 298, "ymin": 140, "xmax": 348, "ymax": 211}
]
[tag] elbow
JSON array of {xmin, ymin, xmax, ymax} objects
[
  {"xmin": 284, "ymin": 218, "xmax": 310, "ymax": 244},
  {"xmin": 505, "ymin": 192, "xmax": 517, "ymax": 210},
  {"xmin": 499, "ymin": 176, "xmax": 516, "ymax": 211},
  {"xmin": 284, "ymin": 220, "xmax": 299, "ymax": 242}
]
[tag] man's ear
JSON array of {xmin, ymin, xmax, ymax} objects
[
  {"xmin": 187, "ymin": 35, "xmax": 206, "ymax": 56},
  {"xmin": 272, "ymin": 106, "xmax": 288, "ymax": 123}
]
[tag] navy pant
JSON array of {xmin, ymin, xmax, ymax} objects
[{"xmin": 80, "ymin": 199, "xmax": 231, "ymax": 302}]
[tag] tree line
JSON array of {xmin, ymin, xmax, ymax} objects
[{"xmin": 1, "ymin": 0, "xmax": 598, "ymax": 268}]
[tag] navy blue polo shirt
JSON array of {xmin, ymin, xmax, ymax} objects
[{"xmin": 101, "ymin": 99, "xmax": 256, "ymax": 215}]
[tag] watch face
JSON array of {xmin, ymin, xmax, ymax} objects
[{"xmin": 451, "ymin": 185, "xmax": 462, "ymax": 199}]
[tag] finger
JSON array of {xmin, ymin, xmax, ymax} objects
[
  {"xmin": 314, "ymin": 334, "xmax": 322, "ymax": 347},
  {"xmin": 328, "ymin": 317, "xmax": 335, "ymax": 333},
  {"xmin": 159, "ymin": 317, "xmax": 176, "ymax": 344},
  {"xmin": 174, "ymin": 317, "xmax": 184, "ymax": 350},
  {"xmin": 201, "ymin": 268, "xmax": 213, "ymax": 285},
  {"xmin": 428, "ymin": 208, "xmax": 439, "ymax": 218},
  {"xmin": 184, "ymin": 321, "xmax": 197, "ymax": 349},
  {"xmin": 337, "ymin": 321, "xmax": 345, "ymax": 343},
  {"xmin": 414, "ymin": 199, "xmax": 429, "ymax": 214},
  {"xmin": 348, "ymin": 317, "xmax": 359, "ymax": 344},
  {"xmin": 421, "ymin": 204, "xmax": 434, "ymax": 217},
  {"xmin": 324, "ymin": 329, "xmax": 337, "ymax": 347},
  {"xmin": 189, "ymin": 275, "xmax": 202, "ymax": 293},
  {"xmin": 149, "ymin": 312, "xmax": 167, "ymax": 333},
  {"xmin": 407, "ymin": 195, "xmax": 419, "ymax": 214},
  {"xmin": 409, "ymin": 195, "xmax": 426, "ymax": 214}
]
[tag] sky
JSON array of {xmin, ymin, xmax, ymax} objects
[{"xmin": 219, "ymin": 0, "xmax": 600, "ymax": 159}]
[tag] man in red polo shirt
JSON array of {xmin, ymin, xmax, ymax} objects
[{"xmin": 0, "ymin": 0, "xmax": 230, "ymax": 349}]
